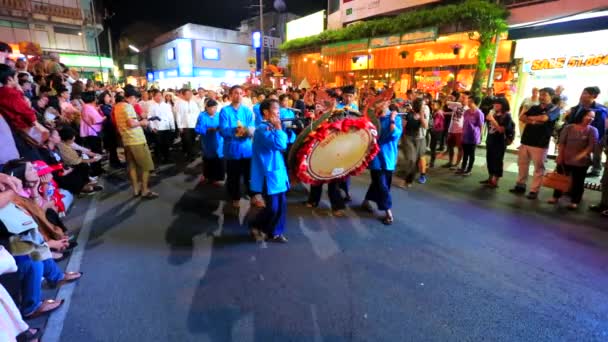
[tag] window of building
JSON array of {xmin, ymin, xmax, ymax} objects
[
  {"xmin": 328, "ymin": 0, "xmax": 340, "ymax": 14},
  {"xmin": 202, "ymin": 47, "xmax": 220, "ymax": 60},
  {"xmin": 167, "ymin": 47, "xmax": 176, "ymax": 60}
]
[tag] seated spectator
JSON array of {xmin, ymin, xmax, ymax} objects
[
  {"xmin": 0, "ymin": 244, "xmax": 39, "ymax": 342},
  {"xmin": 40, "ymin": 128, "xmax": 99, "ymax": 195},
  {"xmin": 56, "ymin": 126, "xmax": 102, "ymax": 178}
]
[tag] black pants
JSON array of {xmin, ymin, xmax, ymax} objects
[
  {"xmin": 486, "ymin": 138, "xmax": 506, "ymax": 178},
  {"xmin": 226, "ymin": 158, "xmax": 251, "ymax": 201},
  {"xmin": 181, "ymin": 128, "xmax": 197, "ymax": 159},
  {"xmin": 203, "ymin": 157, "xmax": 225, "ymax": 182},
  {"xmin": 553, "ymin": 164, "xmax": 587, "ymax": 204},
  {"xmin": 83, "ymin": 136, "xmax": 103, "ymax": 176},
  {"xmin": 364, "ymin": 170, "xmax": 393, "ymax": 210},
  {"xmin": 339, "ymin": 177, "xmax": 351, "ymax": 197},
  {"xmin": 429, "ymin": 130, "xmax": 442, "ymax": 165},
  {"xmin": 103, "ymin": 128, "xmax": 120, "ymax": 166},
  {"xmin": 55, "ymin": 163, "xmax": 90, "ymax": 194},
  {"xmin": 308, "ymin": 182, "xmax": 345, "ymax": 210},
  {"xmin": 155, "ymin": 130, "xmax": 173, "ymax": 163},
  {"xmin": 461, "ymin": 143, "xmax": 477, "ymax": 172}
]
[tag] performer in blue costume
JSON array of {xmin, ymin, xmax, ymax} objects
[
  {"xmin": 194, "ymin": 99, "xmax": 225, "ymax": 185},
  {"xmin": 218, "ymin": 85, "xmax": 255, "ymax": 208},
  {"xmin": 362, "ymin": 103, "xmax": 402, "ymax": 225},
  {"xmin": 249, "ymin": 99, "xmax": 290, "ymax": 243}
]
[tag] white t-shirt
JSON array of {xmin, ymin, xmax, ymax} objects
[{"xmin": 447, "ymin": 102, "xmax": 468, "ymax": 134}]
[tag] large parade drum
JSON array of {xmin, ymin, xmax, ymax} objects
[{"xmin": 288, "ymin": 89, "xmax": 394, "ymax": 185}]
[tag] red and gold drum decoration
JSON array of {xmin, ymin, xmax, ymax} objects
[{"xmin": 288, "ymin": 88, "xmax": 394, "ymax": 185}]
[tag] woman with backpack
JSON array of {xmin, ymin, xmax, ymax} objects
[{"xmin": 482, "ymin": 97, "xmax": 515, "ymax": 188}]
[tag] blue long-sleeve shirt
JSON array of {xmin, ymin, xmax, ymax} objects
[
  {"xmin": 195, "ymin": 112, "xmax": 223, "ymax": 158},
  {"xmin": 253, "ymin": 103, "xmax": 263, "ymax": 126},
  {"xmin": 369, "ymin": 114, "xmax": 403, "ymax": 171},
  {"xmin": 219, "ymin": 104, "xmax": 255, "ymax": 159},
  {"xmin": 250, "ymin": 121, "xmax": 290, "ymax": 195}
]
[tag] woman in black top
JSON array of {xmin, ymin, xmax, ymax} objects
[{"xmin": 482, "ymin": 97, "xmax": 514, "ymax": 188}]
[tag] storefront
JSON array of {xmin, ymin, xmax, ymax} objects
[
  {"xmin": 288, "ymin": 30, "xmax": 514, "ymax": 97},
  {"xmin": 512, "ymin": 29, "xmax": 608, "ymax": 109},
  {"xmin": 58, "ymin": 53, "xmax": 114, "ymax": 81}
]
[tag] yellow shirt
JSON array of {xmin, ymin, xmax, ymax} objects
[{"xmin": 114, "ymin": 102, "xmax": 146, "ymax": 146}]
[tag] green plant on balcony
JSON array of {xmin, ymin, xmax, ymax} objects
[
  {"xmin": 279, "ymin": 0, "xmax": 509, "ymax": 96},
  {"xmin": 270, "ymin": 57, "xmax": 281, "ymax": 66}
]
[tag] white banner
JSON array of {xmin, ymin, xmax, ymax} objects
[{"xmin": 341, "ymin": 0, "xmax": 439, "ymax": 23}]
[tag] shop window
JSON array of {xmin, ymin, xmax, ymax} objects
[
  {"xmin": 167, "ymin": 47, "xmax": 176, "ymax": 61},
  {"xmin": 328, "ymin": 0, "xmax": 340, "ymax": 14}
]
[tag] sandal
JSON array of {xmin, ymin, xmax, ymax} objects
[
  {"xmin": 602, "ymin": 209, "xmax": 608, "ymax": 217},
  {"xmin": 567, "ymin": 203, "xmax": 578, "ymax": 210},
  {"xmin": 333, "ymin": 210, "xmax": 346, "ymax": 217},
  {"xmin": 49, "ymin": 271, "xmax": 83, "ymax": 289},
  {"xmin": 24, "ymin": 299, "xmax": 64, "ymax": 319},
  {"xmin": 250, "ymin": 228, "xmax": 266, "ymax": 242},
  {"xmin": 141, "ymin": 191, "xmax": 159, "ymax": 199},
  {"xmin": 17, "ymin": 327, "xmax": 42, "ymax": 342},
  {"xmin": 272, "ymin": 235, "xmax": 288, "ymax": 243},
  {"xmin": 304, "ymin": 202, "xmax": 317, "ymax": 208},
  {"xmin": 381, "ymin": 214, "xmax": 394, "ymax": 225}
]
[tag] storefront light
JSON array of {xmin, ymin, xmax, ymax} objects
[{"xmin": 303, "ymin": 57, "xmax": 308, "ymax": 62}]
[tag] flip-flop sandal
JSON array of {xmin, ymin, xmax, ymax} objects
[
  {"xmin": 50, "ymin": 272, "xmax": 83, "ymax": 289},
  {"xmin": 381, "ymin": 215, "xmax": 394, "ymax": 225},
  {"xmin": 141, "ymin": 191, "xmax": 159, "ymax": 199},
  {"xmin": 92, "ymin": 185, "xmax": 104, "ymax": 191},
  {"xmin": 602, "ymin": 209, "xmax": 608, "ymax": 217},
  {"xmin": 25, "ymin": 299, "xmax": 64, "ymax": 319}
]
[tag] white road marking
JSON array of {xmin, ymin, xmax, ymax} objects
[
  {"xmin": 299, "ymin": 215, "xmax": 340, "ymax": 260},
  {"xmin": 231, "ymin": 312, "xmax": 254, "ymax": 342},
  {"xmin": 310, "ymin": 304, "xmax": 323, "ymax": 342},
  {"xmin": 43, "ymin": 194, "xmax": 99, "ymax": 342}
]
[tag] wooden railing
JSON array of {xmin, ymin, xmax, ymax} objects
[
  {"xmin": 0, "ymin": 0, "xmax": 29, "ymax": 11},
  {"xmin": 31, "ymin": 1, "xmax": 83, "ymax": 20}
]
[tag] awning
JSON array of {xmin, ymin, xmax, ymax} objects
[{"xmin": 508, "ymin": 11, "xmax": 608, "ymax": 40}]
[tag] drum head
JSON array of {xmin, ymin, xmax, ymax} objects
[
  {"xmin": 307, "ymin": 128, "xmax": 374, "ymax": 180},
  {"xmin": 294, "ymin": 117, "xmax": 379, "ymax": 184}
]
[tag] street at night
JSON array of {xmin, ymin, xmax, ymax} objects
[
  {"xmin": 2, "ymin": 0, "xmax": 608, "ymax": 341},
  {"xmin": 35, "ymin": 153, "xmax": 607, "ymax": 341}
]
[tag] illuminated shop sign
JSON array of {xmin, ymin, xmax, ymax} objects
[
  {"xmin": 525, "ymin": 54, "xmax": 608, "ymax": 71},
  {"xmin": 321, "ymin": 39, "xmax": 369, "ymax": 56},
  {"xmin": 286, "ymin": 10, "xmax": 325, "ymax": 41}
]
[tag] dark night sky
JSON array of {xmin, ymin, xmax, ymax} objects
[{"xmin": 105, "ymin": 0, "xmax": 326, "ymax": 35}]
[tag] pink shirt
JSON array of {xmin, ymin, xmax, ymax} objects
[{"xmin": 80, "ymin": 104, "xmax": 104, "ymax": 137}]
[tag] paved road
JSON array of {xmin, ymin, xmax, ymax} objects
[{"xmin": 48, "ymin": 154, "xmax": 608, "ymax": 342}]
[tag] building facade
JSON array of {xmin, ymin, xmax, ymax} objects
[
  {"xmin": 143, "ymin": 23, "xmax": 254, "ymax": 90},
  {"xmin": 0, "ymin": 0, "xmax": 109, "ymax": 76}
]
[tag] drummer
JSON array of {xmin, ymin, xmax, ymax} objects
[
  {"xmin": 362, "ymin": 102, "xmax": 402, "ymax": 225},
  {"xmin": 335, "ymin": 85, "xmax": 359, "ymax": 202},
  {"xmin": 249, "ymin": 99, "xmax": 290, "ymax": 243}
]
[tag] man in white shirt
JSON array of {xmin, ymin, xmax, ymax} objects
[
  {"xmin": 194, "ymin": 87, "xmax": 206, "ymax": 111},
  {"xmin": 138, "ymin": 90, "xmax": 153, "ymax": 118},
  {"xmin": 148, "ymin": 89, "xmax": 176, "ymax": 164},
  {"xmin": 174, "ymin": 88, "xmax": 200, "ymax": 161}
]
